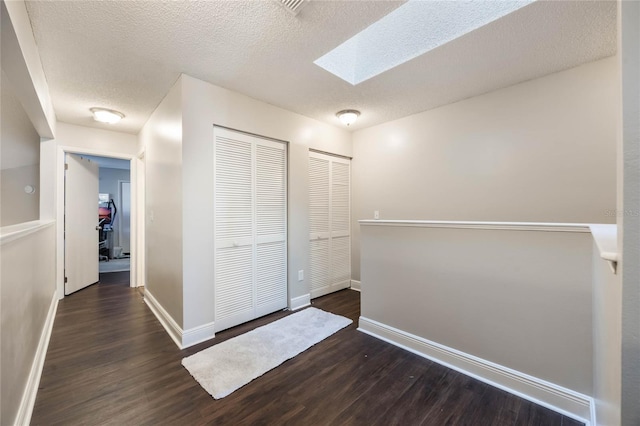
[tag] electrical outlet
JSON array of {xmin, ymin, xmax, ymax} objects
[
  {"xmin": 374, "ymin": 210, "xmax": 380, "ymax": 220},
  {"xmin": 298, "ymin": 270, "xmax": 304, "ymax": 281}
]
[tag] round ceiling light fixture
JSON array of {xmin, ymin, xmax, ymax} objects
[
  {"xmin": 90, "ymin": 107, "xmax": 125, "ymax": 124},
  {"xmin": 336, "ymin": 109, "xmax": 360, "ymax": 126}
]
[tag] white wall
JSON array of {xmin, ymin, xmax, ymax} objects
[
  {"xmin": 619, "ymin": 1, "xmax": 640, "ymax": 424},
  {"xmin": 0, "ymin": 223, "xmax": 56, "ymax": 425},
  {"xmin": 1, "ymin": 0, "xmax": 55, "ymax": 138},
  {"xmin": 47, "ymin": 122, "xmax": 139, "ymax": 298},
  {"xmin": 359, "ymin": 222, "xmax": 594, "ymax": 419},
  {"xmin": 351, "ymin": 57, "xmax": 618, "ymax": 281},
  {"xmin": 1, "ymin": 165, "xmax": 39, "ymax": 226},
  {"xmin": 1, "ymin": 70, "xmax": 40, "ymax": 226},
  {"xmin": 53, "ymin": 122, "xmax": 138, "ymax": 155},
  {"xmin": 0, "ymin": 2, "xmax": 57, "ymax": 423},
  {"xmin": 138, "ymin": 79, "xmax": 184, "ymax": 327},
  {"xmin": 179, "ymin": 74, "xmax": 351, "ymax": 331}
]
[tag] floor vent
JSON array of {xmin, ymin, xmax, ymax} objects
[{"xmin": 275, "ymin": 0, "xmax": 307, "ymax": 16}]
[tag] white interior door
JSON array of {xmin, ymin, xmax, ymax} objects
[
  {"xmin": 214, "ymin": 127, "xmax": 287, "ymax": 332},
  {"xmin": 119, "ymin": 181, "xmax": 131, "ymax": 253},
  {"xmin": 309, "ymin": 151, "xmax": 351, "ymax": 299},
  {"xmin": 65, "ymin": 154, "xmax": 99, "ymax": 295},
  {"xmin": 330, "ymin": 160, "xmax": 351, "ymax": 290},
  {"xmin": 309, "ymin": 154, "xmax": 331, "ymax": 298}
]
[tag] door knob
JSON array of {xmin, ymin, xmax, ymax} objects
[{"xmin": 96, "ymin": 226, "xmax": 102, "ymax": 231}]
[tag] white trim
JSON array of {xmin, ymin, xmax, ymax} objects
[
  {"xmin": 135, "ymin": 152, "xmax": 146, "ymax": 288},
  {"xmin": 14, "ymin": 292, "xmax": 58, "ymax": 426},
  {"xmin": 144, "ymin": 290, "xmax": 217, "ymax": 349},
  {"xmin": 359, "ymin": 219, "xmax": 593, "ymax": 233},
  {"xmin": 358, "ymin": 317, "xmax": 593, "ymax": 425},
  {"xmin": 144, "ymin": 289, "xmax": 183, "ymax": 350},
  {"xmin": 589, "ymin": 224, "xmax": 618, "ymax": 265},
  {"xmin": 350, "ymin": 279, "xmax": 361, "ymax": 291},
  {"xmin": 0, "ymin": 219, "xmax": 55, "ymax": 246},
  {"xmin": 289, "ymin": 294, "xmax": 311, "ymax": 310},
  {"xmin": 183, "ymin": 322, "xmax": 216, "ymax": 348}
]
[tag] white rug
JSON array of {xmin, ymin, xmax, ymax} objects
[{"xmin": 181, "ymin": 307, "xmax": 352, "ymax": 399}]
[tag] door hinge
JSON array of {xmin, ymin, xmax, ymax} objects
[
  {"xmin": 64, "ymin": 276, "xmax": 68, "ymax": 283},
  {"xmin": 64, "ymin": 163, "xmax": 68, "ymax": 170}
]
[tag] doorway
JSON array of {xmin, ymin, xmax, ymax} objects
[
  {"xmin": 57, "ymin": 147, "xmax": 141, "ymax": 298},
  {"xmin": 64, "ymin": 154, "xmax": 131, "ymax": 295}
]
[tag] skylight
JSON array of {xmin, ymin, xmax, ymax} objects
[{"xmin": 314, "ymin": 0, "xmax": 535, "ymax": 85}]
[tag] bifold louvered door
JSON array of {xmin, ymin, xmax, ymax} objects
[
  {"xmin": 214, "ymin": 127, "xmax": 287, "ymax": 332},
  {"xmin": 309, "ymin": 151, "xmax": 351, "ymax": 299}
]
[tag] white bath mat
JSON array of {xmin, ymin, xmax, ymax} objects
[{"xmin": 181, "ymin": 307, "xmax": 352, "ymax": 399}]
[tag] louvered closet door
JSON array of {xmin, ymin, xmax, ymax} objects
[
  {"xmin": 309, "ymin": 151, "xmax": 351, "ymax": 299},
  {"xmin": 254, "ymin": 140, "xmax": 287, "ymax": 318},
  {"xmin": 214, "ymin": 128, "xmax": 287, "ymax": 332},
  {"xmin": 330, "ymin": 159, "xmax": 351, "ymax": 290},
  {"xmin": 309, "ymin": 154, "xmax": 331, "ymax": 298}
]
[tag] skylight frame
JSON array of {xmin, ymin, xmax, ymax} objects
[{"xmin": 314, "ymin": 0, "xmax": 535, "ymax": 85}]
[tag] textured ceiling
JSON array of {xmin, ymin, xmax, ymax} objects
[{"xmin": 25, "ymin": 0, "xmax": 616, "ymax": 134}]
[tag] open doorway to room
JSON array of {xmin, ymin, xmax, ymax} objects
[
  {"xmin": 87, "ymin": 155, "xmax": 132, "ymax": 274},
  {"xmin": 62, "ymin": 151, "xmax": 137, "ymax": 296}
]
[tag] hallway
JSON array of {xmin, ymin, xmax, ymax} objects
[{"xmin": 32, "ymin": 273, "xmax": 581, "ymax": 425}]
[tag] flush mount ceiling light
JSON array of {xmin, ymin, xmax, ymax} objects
[
  {"xmin": 315, "ymin": 0, "xmax": 535, "ymax": 85},
  {"xmin": 336, "ymin": 110, "xmax": 360, "ymax": 126},
  {"xmin": 90, "ymin": 107, "xmax": 125, "ymax": 124}
]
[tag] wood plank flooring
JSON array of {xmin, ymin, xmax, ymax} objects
[{"xmin": 32, "ymin": 272, "xmax": 584, "ymax": 425}]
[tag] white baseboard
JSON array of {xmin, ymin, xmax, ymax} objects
[
  {"xmin": 144, "ymin": 289, "xmax": 184, "ymax": 349},
  {"xmin": 290, "ymin": 293, "xmax": 311, "ymax": 311},
  {"xmin": 15, "ymin": 292, "xmax": 58, "ymax": 426},
  {"xmin": 183, "ymin": 321, "xmax": 216, "ymax": 348},
  {"xmin": 350, "ymin": 280, "xmax": 361, "ymax": 292},
  {"xmin": 358, "ymin": 317, "xmax": 593, "ymax": 425},
  {"xmin": 144, "ymin": 289, "xmax": 215, "ymax": 350}
]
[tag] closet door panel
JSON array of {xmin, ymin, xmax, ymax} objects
[
  {"xmin": 255, "ymin": 140, "xmax": 287, "ymax": 315},
  {"xmin": 215, "ymin": 135, "xmax": 253, "ymax": 248},
  {"xmin": 310, "ymin": 238, "xmax": 330, "ymax": 298},
  {"xmin": 256, "ymin": 240, "xmax": 287, "ymax": 317},
  {"xmin": 256, "ymin": 143, "xmax": 286, "ymax": 240},
  {"xmin": 308, "ymin": 151, "xmax": 351, "ymax": 299},
  {"xmin": 214, "ymin": 245, "xmax": 255, "ymax": 331},
  {"xmin": 331, "ymin": 235, "xmax": 351, "ymax": 291},
  {"xmin": 331, "ymin": 160, "xmax": 350, "ymax": 238},
  {"xmin": 309, "ymin": 155, "xmax": 330, "ymax": 240},
  {"xmin": 309, "ymin": 153, "xmax": 331, "ymax": 297}
]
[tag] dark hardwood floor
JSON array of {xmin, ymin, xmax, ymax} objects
[{"xmin": 32, "ymin": 272, "xmax": 583, "ymax": 425}]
